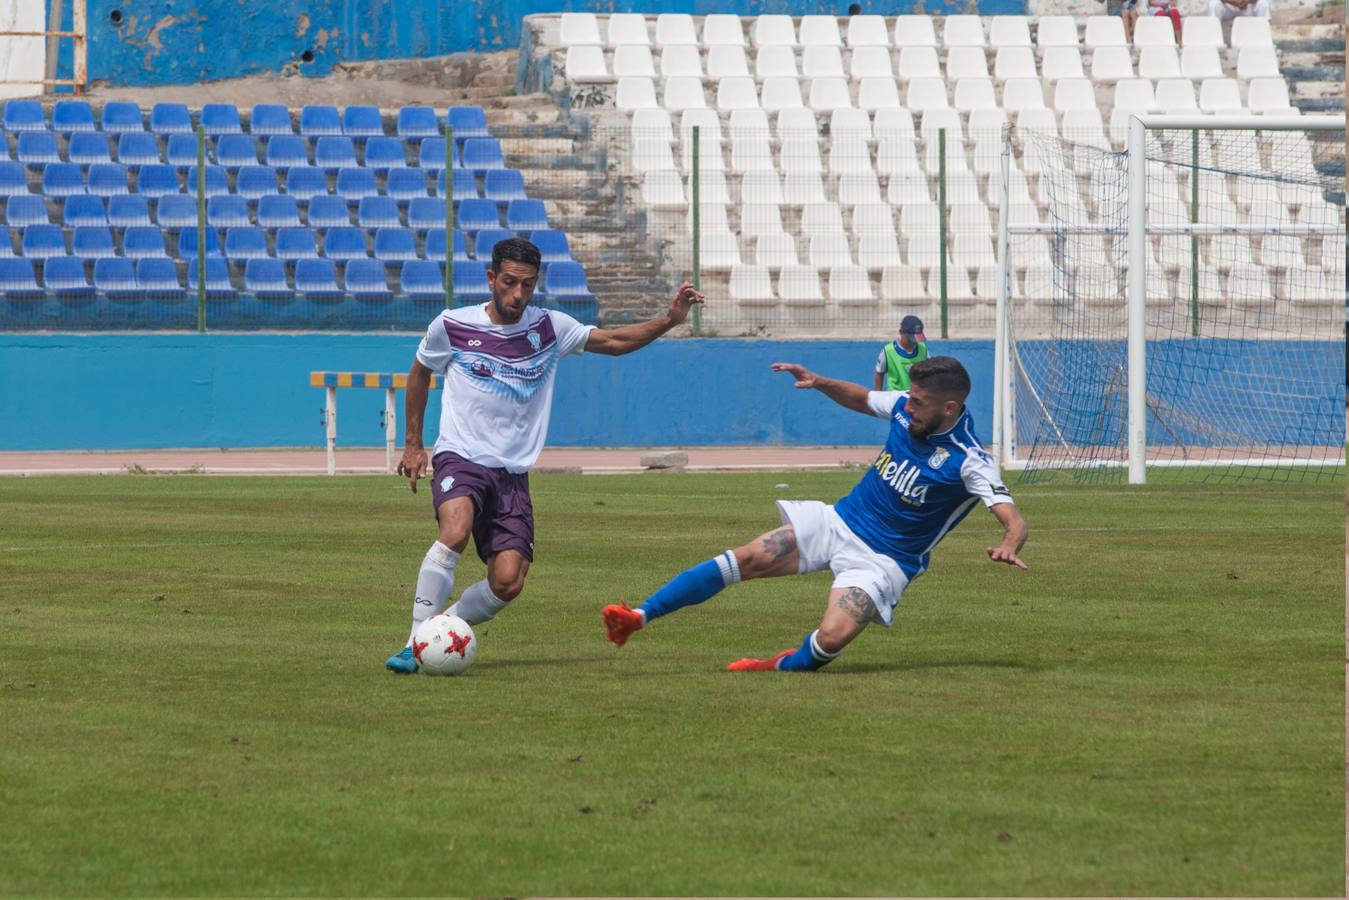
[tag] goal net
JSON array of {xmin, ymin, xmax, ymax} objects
[{"xmin": 998, "ymin": 116, "xmax": 1346, "ymax": 483}]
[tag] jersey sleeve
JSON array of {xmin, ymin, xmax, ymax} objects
[
  {"xmin": 549, "ymin": 310, "xmax": 596, "ymax": 357},
  {"xmin": 866, "ymin": 390, "xmax": 906, "ymax": 418},
  {"xmin": 415, "ymin": 315, "xmax": 453, "ymax": 374},
  {"xmin": 875, "ymin": 349, "xmax": 887, "ymax": 374},
  {"xmin": 960, "ymin": 451, "xmax": 1015, "ymax": 508}
]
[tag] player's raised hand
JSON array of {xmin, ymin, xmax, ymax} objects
[
  {"xmin": 986, "ymin": 545, "xmax": 1028, "ymax": 570},
  {"xmin": 771, "ymin": 362, "xmax": 819, "ymax": 389},
  {"xmin": 398, "ymin": 446, "xmax": 429, "ymax": 493},
  {"xmin": 667, "ymin": 281, "xmax": 705, "ymax": 324}
]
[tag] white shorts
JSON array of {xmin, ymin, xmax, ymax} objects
[{"xmin": 776, "ymin": 500, "xmax": 910, "ymax": 627}]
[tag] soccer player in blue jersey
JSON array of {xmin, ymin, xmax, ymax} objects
[{"xmin": 602, "ymin": 356, "xmax": 1028, "ymax": 671}]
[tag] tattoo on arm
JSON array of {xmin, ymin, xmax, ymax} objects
[
  {"xmin": 834, "ymin": 587, "xmax": 876, "ymax": 625},
  {"xmin": 760, "ymin": 527, "xmax": 797, "ymax": 560}
]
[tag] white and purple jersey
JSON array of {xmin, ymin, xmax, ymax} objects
[
  {"xmin": 833, "ymin": 391, "xmax": 1014, "ymax": 579},
  {"xmin": 416, "ymin": 304, "xmax": 594, "ymax": 473}
]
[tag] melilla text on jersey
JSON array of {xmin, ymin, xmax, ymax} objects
[{"xmin": 870, "ymin": 449, "xmax": 931, "ymax": 507}]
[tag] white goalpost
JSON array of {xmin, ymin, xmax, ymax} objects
[{"xmin": 994, "ymin": 113, "xmax": 1346, "ymax": 484}]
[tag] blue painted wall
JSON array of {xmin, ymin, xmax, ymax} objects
[
  {"xmin": 63, "ymin": 1, "xmax": 1025, "ymax": 88},
  {"xmin": 0, "ymin": 335, "xmax": 993, "ymax": 451}
]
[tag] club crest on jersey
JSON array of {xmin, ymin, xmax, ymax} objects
[
  {"xmin": 928, "ymin": 447, "xmax": 949, "ymax": 469},
  {"xmin": 872, "ymin": 450, "xmax": 929, "ymax": 506},
  {"xmin": 469, "ymin": 360, "xmax": 494, "ymax": 379},
  {"xmin": 527, "ymin": 330, "xmax": 542, "ymax": 351}
]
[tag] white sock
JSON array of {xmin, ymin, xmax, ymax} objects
[
  {"xmin": 406, "ymin": 541, "xmax": 460, "ymax": 645},
  {"xmin": 445, "ymin": 579, "xmax": 509, "ymax": 625}
]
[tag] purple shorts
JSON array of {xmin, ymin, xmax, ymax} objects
[{"xmin": 429, "ymin": 451, "xmax": 534, "ymax": 562}]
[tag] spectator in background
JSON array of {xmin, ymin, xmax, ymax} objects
[
  {"xmin": 1209, "ymin": 0, "xmax": 1271, "ymax": 22},
  {"xmin": 874, "ymin": 315, "xmax": 928, "ymax": 391},
  {"xmin": 1151, "ymin": 0, "xmax": 1183, "ymax": 42},
  {"xmin": 1120, "ymin": 0, "xmax": 1141, "ymax": 43},
  {"xmin": 848, "ymin": 3, "xmax": 862, "ymax": 15}
]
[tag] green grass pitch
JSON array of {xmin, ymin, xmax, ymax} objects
[{"xmin": 1, "ymin": 472, "xmax": 1343, "ymax": 895}]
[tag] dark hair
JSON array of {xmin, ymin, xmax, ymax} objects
[
  {"xmin": 848, "ymin": 3, "xmax": 861, "ymax": 14},
  {"xmin": 490, "ymin": 237, "xmax": 541, "ymax": 274},
  {"xmin": 909, "ymin": 356, "xmax": 971, "ymax": 401}
]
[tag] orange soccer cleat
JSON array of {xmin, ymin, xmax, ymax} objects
[
  {"xmin": 726, "ymin": 649, "xmax": 795, "ymax": 672},
  {"xmin": 602, "ymin": 601, "xmax": 644, "ymax": 647}
]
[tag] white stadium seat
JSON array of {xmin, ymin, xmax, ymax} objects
[
  {"xmin": 990, "ymin": 16, "xmax": 1032, "ymax": 48},
  {"xmin": 741, "ymin": 170, "xmax": 785, "ymax": 206},
  {"xmin": 898, "ymin": 201, "xmax": 939, "ymax": 233},
  {"xmin": 799, "ymin": 15, "xmax": 843, "ymax": 47},
  {"xmin": 837, "ymin": 171, "xmax": 883, "ymax": 207},
  {"xmin": 881, "ymin": 264, "xmax": 926, "ymax": 302},
  {"xmin": 876, "ymin": 138, "xmax": 923, "ymax": 176},
  {"xmin": 630, "ymin": 108, "xmax": 674, "ymax": 144},
  {"xmin": 898, "ymin": 47, "xmax": 942, "ymax": 80},
  {"xmin": 729, "ymin": 264, "xmax": 776, "ymax": 304},
  {"xmin": 1230, "ymin": 18, "xmax": 1273, "ymax": 49},
  {"xmin": 1226, "ymin": 264, "xmax": 1273, "ymax": 308},
  {"xmin": 1090, "ymin": 46, "xmax": 1134, "ymax": 83},
  {"xmin": 994, "ymin": 47, "xmax": 1037, "ymax": 81},
  {"xmin": 830, "ymin": 265, "xmax": 876, "ymax": 304},
  {"xmin": 753, "ymin": 16, "xmax": 797, "ymax": 48},
  {"xmin": 857, "ymin": 232, "xmax": 902, "ymax": 270},
  {"xmin": 565, "ymin": 46, "xmax": 610, "ymax": 82},
  {"xmin": 740, "ymin": 202, "xmax": 785, "ymax": 237},
  {"xmin": 906, "ymin": 232, "xmax": 944, "ymax": 269},
  {"xmin": 784, "ymin": 172, "xmax": 827, "ymax": 208},
  {"xmin": 943, "ymin": 15, "xmax": 986, "ymax": 48},
  {"xmin": 905, "ymin": 77, "xmax": 949, "ymax": 110},
  {"xmin": 967, "ymin": 107, "xmax": 1009, "ymax": 135},
  {"xmin": 850, "ymin": 46, "xmax": 894, "ymax": 79},
  {"xmin": 1016, "ymin": 107, "xmax": 1058, "ymax": 136},
  {"xmin": 655, "ymin": 14, "xmax": 697, "ymax": 48},
  {"xmin": 780, "ymin": 136, "xmax": 823, "ymax": 174},
  {"xmin": 1207, "ymin": 235, "xmax": 1255, "ymax": 268},
  {"xmin": 641, "ymin": 170, "xmax": 685, "ymax": 208},
  {"xmin": 684, "ymin": 169, "xmax": 729, "ymax": 205},
  {"xmin": 827, "ymin": 136, "xmax": 872, "ymax": 174},
  {"xmin": 858, "ymin": 78, "xmax": 903, "ymax": 111},
  {"xmin": 717, "ymin": 77, "xmax": 761, "ymax": 111},
  {"xmin": 761, "ymin": 77, "xmax": 804, "ymax": 111},
  {"xmin": 1181, "ymin": 46, "xmax": 1224, "ymax": 80},
  {"xmin": 1002, "ymin": 78, "xmax": 1047, "ymax": 111},
  {"xmin": 1041, "ymin": 47, "xmax": 1084, "ymax": 81},
  {"xmin": 778, "ymin": 264, "xmax": 825, "ymax": 305},
  {"xmin": 660, "ymin": 45, "xmax": 703, "ymax": 78},
  {"xmin": 846, "ymin": 15, "xmax": 890, "ymax": 48},
  {"xmin": 607, "ymin": 13, "xmax": 649, "ymax": 47},
  {"xmin": 808, "ymin": 77, "xmax": 853, "ymax": 111},
  {"xmin": 680, "ymin": 136, "xmax": 726, "ymax": 175},
  {"xmin": 1247, "ymin": 78, "xmax": 1290, "ymax": 113},
  {"xmin": 1258, "ymin": 235, "xmax": 1305, "ymax": 269},
  {"xmin": 946, "ymin": 46, "xmax": 991, "ymax": 80},
  {"xmin": 616, "ymin": 77, "xmax": 658, "ymax": 110},
  {"xmin": 1036, "ymin": 16, "xmax": 1080, "ymax": 48},
  {"xmin": 1199, "ymin": 78, "xmax": 1244, "ymax": 113},
  {"xmin": 753, "ymin": 233, "xmax": 798, "ymax": 269},
  {"xmin": 1138, "ymin": 46, "xmax": 1181, "ymax": 80},
  {"xmin": 775, "ymin": 108, "xmax": 817, "ymax": 140},
  {"xmin": 1237, "ymin": 46, "xmax": 1280, "ymax": 80},
  {"xmin": 728, "ymin": 108, "xmax": 770, "ymax": 142},
  {"xmin": 949, "ymin": 201, "xmax": 991, "ymax": 230},
  {"xmin": 1060, "ymin": 108, "xmax": 1108, "ymax": 145},
  {"xmin": 708, "ymin": 46, "xmax": 750, "ymax": 78},
  {"xmin": 893, "ymin": 15, "xmax": 938, "ymax": 48},
  {"xmin": 1133, "ymin": 17, "xmax": 1175, "ymax": 48},
  {"xmin": 756, "ymin": 46, "xmax": 799, "ymax": 79},
  {"xmin": 954, "ymin": 78, "xmax": 998, "ymax": 112},
  {"xmin": 920, "ymin": 107, "xmax": 964, "ymax": 144},
  {"xmin": 1053, "ymin": 78, "xmax": 1098, "ymax": 111},
  {"xmin": 809, "ymin": 233, "xmax": 854, "ymax": 269},
  {"xmin": 1155, "ymin": 78, "xmax": 1198, "ymax": 113},
  {"xmin": 802, "ymin": 45, "xmax": 845, "ymax": 78},
  {"xmin": 873, "ymin": 108, "xmax": 916, "ymax": 141},
  {"xmin": 1114, "ymin": 78, "xmax": 1157, "ymax": 113},
  {"xmin": 888, "ymin": 174, "xmax": 932, "ymax": 206},
  {"xmin": 831, "ymin": 108, "xmax": 873, "ymax": 141},
  {"xmin": 663, "ymin": 77, "xmax": 707, "ymax": 111},
  {"xmin": 852, "ymin": 202, "xmax": 895, "ymax": 234},
  {"xmin": 1181, "ymin": 16, "xmax": 1224, "ymax": 49},
  {"xmin": 1084, "ymin": 16, "xmax": 1126, "ymax": 49},
  {"xmin": 801, "ymin": 201, "xmax": 845, "ymax": 233},
  {"xmin": 687, "ymin": 203, "xmax": 731, "ymax": 234},
  {"xmin": 632, "ymin": 138, "xmax": 676, "ymax": 172},
  {"xmin": 731, "ymin": 136, "xmax": 775, "ymax": 172},
  {"xmin": 613, "ymin": 45, "xmax": 656, "ymax": 78},
  {"xmin": 560, "ymin": 12, "xmax": 602, "ymax": 46},
  {"xmin": 703, "ymin": 14, "xmax": 746, "ymax": 46},
  {"xmin": 679, "ymin": 108, "xmax": 723, "ymax": 142}
]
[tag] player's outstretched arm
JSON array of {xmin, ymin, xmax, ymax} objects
[
  {"xmin": 584, "ymin": 282, "xmax": 704, "ymax": 356},
  {"xmin": 397, "ymin": 360, "xmax": 433, "ymax": 493},
  {"xmin": 771, "ymin": 362, "xmax": 873, "ymax": 415},
  {"xmin": 986, "ymin": 502, "xmax": 1029, "ymax": 570}
]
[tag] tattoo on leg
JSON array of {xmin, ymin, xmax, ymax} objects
[
  {"xmin": 834, "ymin": 587, "xmax": 876, "ymax": 625},
  {"xmin": 760, "ymin": 527, "xmax": 797, "ymax": 560}
]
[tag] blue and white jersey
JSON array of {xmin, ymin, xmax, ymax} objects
[
  {"xmin": 416, "ymin": 304, "xmax": 594, "ymax": 473},
  {"xmin": 834, "ymin": 391, "xmax": 1013, "ymax": 579}
]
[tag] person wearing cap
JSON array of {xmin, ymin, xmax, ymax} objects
[{"xmin": 874, "ymin": 315, "xmax": 928, "ymax": 391}]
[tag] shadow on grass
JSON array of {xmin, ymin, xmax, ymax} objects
[{"xmin": 831, "ymin": 658, "xmax": 1050, "ymax": 675}]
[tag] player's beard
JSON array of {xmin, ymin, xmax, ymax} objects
[
  {"xmin": 491, "ymin": 290, "xmax": 527, "ymax": 324},
  {"xmin": 907, "ymin": 418, "xmax": 939, "ymax": 441}
]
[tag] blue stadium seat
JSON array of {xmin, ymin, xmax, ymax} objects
[
  {"xmin": 244, "ymin": 258, "xmax": 292, "ymax": 299},
  {"xmin": 202, "ymin": 103, "xmax": 242, "ymax": 136},
  {"xmin": 137, "ymin": 257, "xmax": 185, "ymax": 300},
  {"xmin": 0, "ymin": 258, "xmax": 43, "ymax": 298},
  {"xmin": 460, "ymin": 138, "xmax": 504, "ymax": 174},
  {"xmin": 334, "ymin": 167, "xmax": 378, "ymax": 200},
  {"xmin": 344, "ymin": 258, "xmax": 391, "ymax": 300},
  {"xmin": 530, "ymin": 229, "xmax": 573, "ymax": 264},
  {"xmin": 62, "ymin": 195, "xmax": 106, "ymax": 228},
  {"xmin": 343, "ymin": 106, "xmax": 384, "ymax": 138},
  {"xmin": 184, "ymin": 165, "xmax": 229, "ymax": 196},
  {"xmin": 544, "ymin": 261, "xmax": 595, "ymax": 298},
  {"xmin": 65, "ymin": 132, "xmax": 116, "ymax": 166},
  {"xmin": 17, "ymin": 133, "xmax": 61, "ymax": 168},
  {"xmin": 483, "ymin": 168, "xmax": 527, "ymax": 203},
  {"xmin": 275, "ymin": 227, "xmax": 319, "ymax": 261},
  {"xmin": 424, "ymin": 228, "xmax": 470, "ymax": 262},
  {"xmin": 250, "ymin": 104, "xmax": 293, "ymax": 136},
  {"xmin": 357, "ymin": 196, "xmax": 400, "ymax": 229},
  {"xmin": 407, "ymin": 197, "xmax": 445, "ymax": 232},
  {"xmin": 155, "ymin": 195, "xmax": 197, "ymax": 229},
  {"xmin": 387, "ymin": 168, "xmax": 430, "ymax": 204},
  {"xmin": 283, "ymin": 166, "xmax": 327, "ymax": 202},
  {"xmin": 418, "ymin": 138, "xmax": 453, "ymax": 171},
  {"xmin": 122, "ymin": 226, "xmax": 168, "ymax": 259},
  {"xmin": 41, "ymin": 163, "xmax": 85, "ymax": 197},
  {"xmin": 0, "ymin": 162, "xmax": 27, "ymax": 194},
  {"xmin": 94, "ymin": 257, "xmax": 142, "ymax": 301},
  {"xmin": 473, "ymin": 228, "xmax": 512, "ymax": 261},
  {"xmin": 453, "ymin": 261, "xmax": 491, "ymax": 301},
  {"xmin": 295, "ymin": 258, "xmax": 343, "ymax": 299},
  {"xmin": 373, "ymin": 227, "xmax": 417, "ymax": 261},
  {"xmin": 314, "ymin": 136, "xmax": 358, "ymax": 170},
  {"xmin": 306, "ymin": 195, "xmax": 350, "ymax": 228},
  {"xmin": 265, "ymin": 135, "xmax": 309, "ymax": 170},
  {"xmin": 224, "ymin": 226, "xmax": 269, "ymax": 260},
  {"xmin": 207, "ymin": 194, "xmax": 251, "ymax": 228},
  {"xmin": 456, "ymin": 198, "xmax": 499, "ymax": 233},
  {"xmin": 188, "ymin": 256, "xmax": 237, "ymax": 298},
  {"xmin": 505, "ymin": 199, "xmax": 548, "ymax": 232},
  {"xmin": 448, "ymin": 106, "xmax": 490, "ymax": 139},
  {"xmin": 396, "ymin": 106, "xmax": 440, "ymax": 140},
  {"xmin": 101, "ymin": 102, "xmax": 144, "ymax": 134},
  {"xmin": 214, "ymin": 134, "xmax": 258, "ymax": 170},
  {"xmin": 236, "ymin": 165, "xmax": 279, "ymax": 200},
  {"xmin": 6, "ymin": 195, "xmax": 50, "ymax": 227},
  {"xmin": 86, "ymin": 164, "xmax": 130, "ymax": 198},
  {"xmin": 71, "ymin": 226, "xmax": 116, "ymax": 259},
  {"xmin": 44, "ymin": 256, "xmax": 94, "ymax": 299},
  {"xmin": 176, "ymin": 226, "xmax": 222, "ymax": 257},
  {"xmin": 363, "ymin": 136, "xmax": 407, "ymax": 171},
  {"xmin": 136, "ymin": 165, "xmax": 179, "ymax": 199},
  {"xmin": 107, "ymin": 195, "xmax": 152, "ymax": 228},
  {"xmin": 256, "ymin": 194, "xmax": 301, "ymax": 230},
  {"xmin": 322, "ymin": 226, "xmax": 367, "ymax": 260},
  {"xmin": 400, "ymin": 259, "xmax": 444, "ymax": 298},
  {"xmin": 52, "ymin": 100, "xmax": 96, "ymax": 134},
  {"xmin": 115, "ymin": 132, "xmax": 161, "ymax": 167},
  {"xmin": 3, "ymin": 100, "xmax": 46, "ymax": 132},
  {"xmin": 439, "ymin": 168, "xmax": 479, "ymax": 201},
  {"xmin": 300, "ymin": 105, "xmax": 342, "ymax": 137},
  {"xmin": 165, "ymin": 133, "xmax": 200, "ymax": 169},
  {"xmin": 150, "ymin": 102, "xmax": 193, "ymax": 135}
]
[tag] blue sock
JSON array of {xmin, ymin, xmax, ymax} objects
[
  {"xmin": 776, "ymin": 630, "xmax": 842, "ymax": 671},
  {"xmin": 638, "ymin": 551, "xmax": 741, "ymax": 622}
]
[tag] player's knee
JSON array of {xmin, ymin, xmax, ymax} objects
[{"xmin": 488, "ymin": 572, "xmax": 524, "ymax": 601}]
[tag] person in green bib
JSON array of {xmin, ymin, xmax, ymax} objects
[{"xmin": 873, "ymin": 315, "xmax": 928, "ymax": 391}]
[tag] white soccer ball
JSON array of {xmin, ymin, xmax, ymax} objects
[{"xmin": 412, "ymin": 614, "xmax": 477, "ymax": 676}]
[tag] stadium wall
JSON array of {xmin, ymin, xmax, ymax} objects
[
  {"xmin": 0, "ymin": 334, "xmax": 995, "ymax": 451},
  {"xmin": 62, "ymin": 0, "xmax": 1027, "ymax": 87}
]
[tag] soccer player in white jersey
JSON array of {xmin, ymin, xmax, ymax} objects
[
  {"xmin": 602, "ymin": 356, "xmax": 1028, "ymax": 671},
  {"xmin": 386, "ymin": 237, "xmax": 703, "ymax": 673}
]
